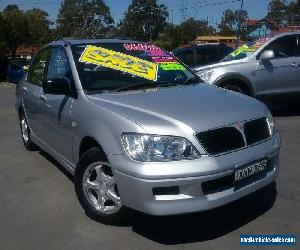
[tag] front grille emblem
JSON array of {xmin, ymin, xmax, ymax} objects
[
  {"xmin": 236, "ymin": 122, "xmax": 244, "ymax": 131},
  {"xmin": 235, "ymin": 122, "xmax": 247, "ymax": 146}
]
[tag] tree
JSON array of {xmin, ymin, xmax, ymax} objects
[
  {"xmin": 25, "ymin": 8, "xmax": 52, "ymax": 47},
  {"xmin": 179, "ymin": 18, "xmax": 215, "ymax": 44},
  {"xmin": 57, "ymin": 0, "xmax": 114, "ymax": 39},
  {"xmin": 0, "ymin": 14, "xmax": 7, "ymax": 55},
  {"xmin": 1, "ymin": 5, "xmax": 29, "ymax": 58},
  {"xmin": 118, "ymin": 0, "xmax": 168, "ymax": 41},
  {"xmin": 266, "ymin": 0, "xmax": 288, "ymax": 25},
  {"xmin": 154, "ymin": 18, "xmax": 215, "ymax": 50},
  {"xmin": 287, "ymin": 0, "xmax": 300, "ymax": 25},
  {"xmin": 154, "ymin": 23, "xmax": 182, "ymax": 51},
  {"xmin": 218, "ymin": 9, "xmax": 248, "ymax": 36},
  {"xmin": 236, "ymin": 9, "xmax": 249, "ymax": 38}
]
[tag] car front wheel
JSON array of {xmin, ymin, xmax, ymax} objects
[
  {"xmin": 222, "ymin": 82, "xmax": 249, "ymax": 95},
  {"xmin": 74, "ymin": 147, "xmax": 130, "ymax": 225},
  {"xmin": 19, "ymin": 111, "xmax": 37, "ymax": 150}
]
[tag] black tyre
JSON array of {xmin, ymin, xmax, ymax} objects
[
  {"xmin": 74, "ymin": 147, "xmax": 130, "ymax": 225},
  {"xmin": 222, "ymin": 82, "xmax": 249, "ymax": 95},
  {"xmin": 19, "ymin": 111, "xmax": 38, "ymax": 151}
]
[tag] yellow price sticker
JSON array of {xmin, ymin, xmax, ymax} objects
[
  {"xmin": 230, "ymin": 44, "xmax": 249, "ymax": 57},
  {"xmin": 79, "ymin": 45, "xmax": 158, "ymax": 81},
  {"xmin": 245, "ymin": 45, "xmax": 259, "ymax": 52}
]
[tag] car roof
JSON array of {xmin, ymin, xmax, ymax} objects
[
  {"xmin": 49, "ymin": 38, "xmax": 141, "ymax": 47},
  {"xmin": 172, "ymin": 43, "xmax": 229, "ymax": 53}
]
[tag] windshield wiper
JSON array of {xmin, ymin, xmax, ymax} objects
[
  {"xmin": 157, "ymin": 82, "xmax": 181, "ymax": 88},
  {"xmin": 182, "ymin": 76, "xmax": 202, "ymax": 85},
  {"xmin": 115, "ymin": 82, "xmax": 158, "ymax": 92},
  {"xmin": 155, "ymin": 77, "xmax": 202, "ymax": 89},
  {"xmin": 115, "ymin": 76, "xmax": 201, "ymax": 92},
  {"xmin": 85, "ymin": 89, "xmax": 111, "ymax": 94}
]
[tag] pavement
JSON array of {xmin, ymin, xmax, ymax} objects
[{"xmin": 0, "ymin": 81, "xmax": 299, "ymax": 250}]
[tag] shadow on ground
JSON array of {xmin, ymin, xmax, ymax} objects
[
  {"xmin": 39, "ymin": 150, "xmax": 74, "ymax": 182},
  {"xmin": 131, "ymin": 182, "xmax": 277, "ymax": 245},
  {"xmin": 38, "ymin": 136, "xmax": 277, "ymax": 245}
]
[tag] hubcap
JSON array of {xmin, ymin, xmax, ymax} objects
[
  {"xmin": 21, "ymin": 116, "xmax": 29, "ymax": 143},
  {"xmin": 83, "ymin": 162, "xmax": 121, "ymax": 214}
]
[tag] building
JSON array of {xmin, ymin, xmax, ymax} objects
[
  {"xmin": 14, "ymin": 46, "xmax": 39, "ymax": 59},
  {"xmin": 246, "ymin": 18, "xmax": 300, "ymax": 39},
  {"xmin": 194, "ymin": 36, "xmax": 237, "ymax": 48}
]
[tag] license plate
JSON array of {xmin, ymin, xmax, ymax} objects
[{"xmin": 234, "ymin": 159, "xmax": 268, "ymax": 182}]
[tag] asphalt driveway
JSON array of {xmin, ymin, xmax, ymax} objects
[{"xmin": 0, "ymin": 82, "xmax": 299, "ymax": 249}]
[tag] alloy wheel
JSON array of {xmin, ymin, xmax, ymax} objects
[
  {"xmin": 21, "ymin": 116, "xmax": 29, "ymax": 144},
  {"xmin": 82, "ymin": 162, "xmax": 121, "ymax": 214}
]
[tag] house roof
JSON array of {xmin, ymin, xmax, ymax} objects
[
  {"xmin": 278, "ymin": 26, "xmax": 300, "ymax": 32},
  {"xmin": 195, "ymin": 36, "xmax": 237, "ymax": 41},
  {"xmin": 246, "ymin": 18, "xmax": 279, "ymax": 29},
  {"xmin": 246, "ymin": 19, "xmax": 259, "ymax": 26}
]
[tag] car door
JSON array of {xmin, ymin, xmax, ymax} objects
[
  {"xmin": 22, "ymin": 48, "xmax": 51, "ymax": 138},
  {"xmin": 255, "ymin": 34, "xmax": 300, "ymax": 99},
  {"xmin": 37, "ymin": 47, "xmax": 75, "ymax": 163}
]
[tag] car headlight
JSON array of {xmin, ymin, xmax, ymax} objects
[
  {"xmin": 266, "ymin": 109, "xmax": 274, "ymax": 136},
  {"xmin": 122, "ymin": 133, "xmax": 201, "ymax": 162},
  {"xmin": 196, "ymin": 70, "xmax": 214, "ymax": 81}
]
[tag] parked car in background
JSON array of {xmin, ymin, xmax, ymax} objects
[
  {"xmin": 6, "ymin": 58, "xmax": 31, "ymax": 84},
  {"xmin": 195, "ymin": 32, "xmax": 300, "ymax": 104},
  {"xmin": 16, "ymin": 39, "xmax": 280, "ymax": 225},
  {"xmin": 6, "ymin": 63, "xmax": 25, "ymax": 83},
  {"xmin": 172, "ymin": 43, "xmax": 233, "ymax": 69}
]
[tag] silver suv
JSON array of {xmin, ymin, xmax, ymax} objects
[
  {"xmin": 16, "ymin": 39, "xmax": 281, "ymax": 225},
  {"xmin": 195, "ymin": 32, "xmax": 300, "ymax": 104}
]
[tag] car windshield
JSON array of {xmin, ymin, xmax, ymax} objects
[
  {"xmin": 222, "ymin": 36, "xmax": 272, "ymax": 62},
  {"xmin": 71, "ymin": 42, "xmax": 199, "ymax": 93}
]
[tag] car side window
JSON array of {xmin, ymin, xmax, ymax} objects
[
  {"xmin": 175, "ymin": 50, "xmax": 195, "ymax": 67},
  {"xmin": 262, "ymin": 35, "xmax": 298, "ymax": 59},
  {"xmin": 27, "ymin": 48, "xmax": 51, "ymax": 86},
  {"xmin": 196, "ymin": 48, "xmax": 223, "ymax": 66},
  {"xmin": 47, "ymin": 47, "xmax": 72, "ymax": 80}
]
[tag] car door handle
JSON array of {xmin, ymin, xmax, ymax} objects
[
  {"xmin": 291, "ymin": 62, "xmax": 299, "ymax": 68},
  {"xmin": 22, "ymin": 86, "xmax": 27, "ymax": 93},
  {"xmin": 39, "ymin": 95, "xmax": 46, "ymax": 102}
]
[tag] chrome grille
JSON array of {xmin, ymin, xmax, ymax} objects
[
  {"xmin": 244, "ymin": 117, "xmax": 270, "ymax": 145},
  {"xmin": 196, "ymin": 117, "xmax": 270, "ymax": 155},
  {"xmin": 195, "ymin": 127, "xmax": 245, "ymax": 155}
]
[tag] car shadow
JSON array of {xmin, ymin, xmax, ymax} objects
[
  {"xmin": 39, "ymin": 150, "xmax": 74, "ymax": 182},
  {"xmin": 37, "ymin": 149, "xmax": 277, "ymax": 243},
  {"xmin": 131, "ymin": 182, "xmax": 277, "ymax": 245},
  {"xmin": 269, "ymin": 104, "xmax": 300, "ymax": 118}
]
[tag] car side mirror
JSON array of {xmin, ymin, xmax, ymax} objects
[
  {"xmin": 42, "ymin": 78, "xmax": 70, "ymax": 95},
  {"xmin": 260, "ymin": 50, "xmax": 275, "ymax": 62}
]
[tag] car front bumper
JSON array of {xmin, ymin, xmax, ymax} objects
[{"xmin": 110, "ymin": 132, "xmax": 280, "ymax": 215}]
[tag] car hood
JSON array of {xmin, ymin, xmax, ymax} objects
[
  {"xmin": 88, "ymin": 84, "xmax": 266, "ymax": 133},
  {"xmin": 194, "ymin": 58, "xmax": 250, "ymax": 72}
]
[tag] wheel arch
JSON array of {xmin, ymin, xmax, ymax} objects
[
  {"xmin": 78, "ymin": 136, "xmax": 108, "ymax": 162},
  {"xmin": 214, "ymin": 73, "xmax": 254, "ymax": 96}
]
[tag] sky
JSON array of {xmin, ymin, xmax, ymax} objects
[{"xmin": 0, "ymin": 0, "xmax": 272, "ymax": 26}]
